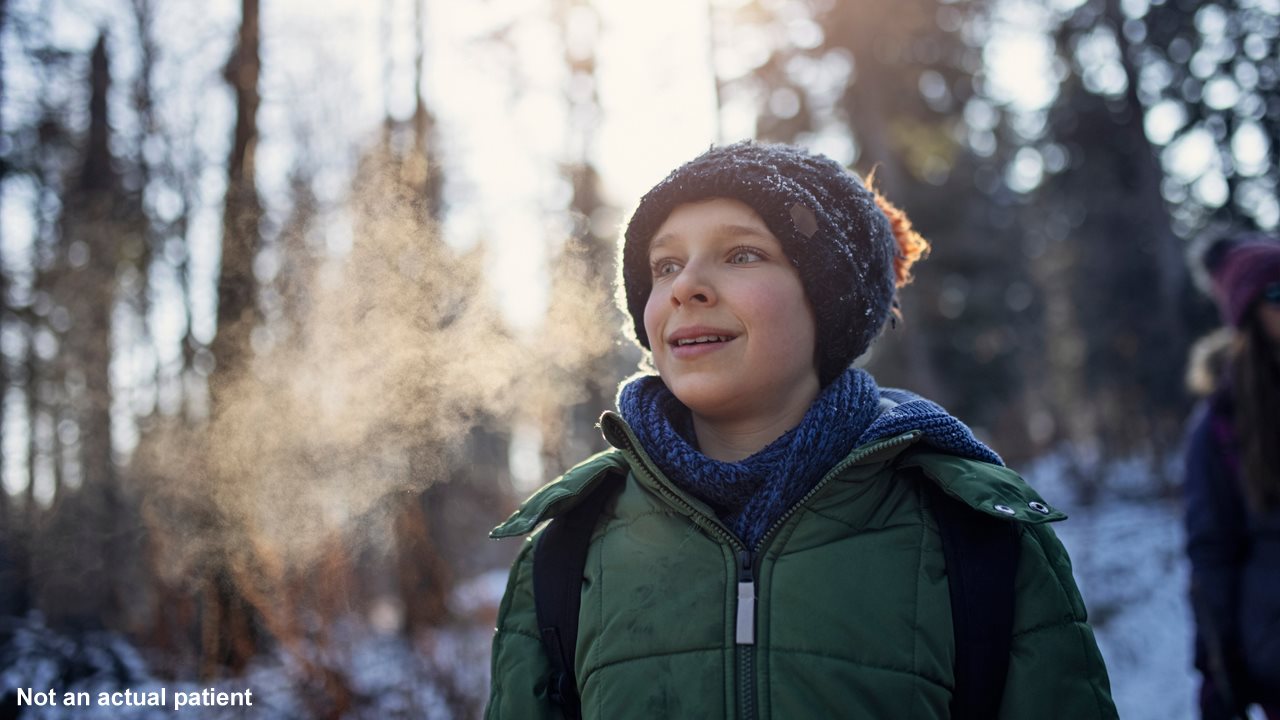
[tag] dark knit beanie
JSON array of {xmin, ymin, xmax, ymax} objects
[
  {"xmin": 621, "ymin": 141, "xmax": 898, "ymax": 386},
  {"xmin": 1206, "ymin": 234, "xmax": 1280, "ymax": 327}
]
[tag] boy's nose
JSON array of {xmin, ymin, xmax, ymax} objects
[{"xmin": 671, "ymin": 261, "xmax": 716, "ymax": 306}]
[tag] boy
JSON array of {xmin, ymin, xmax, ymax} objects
[{"xmin": 486, "ymin": 142, "xmax": 1117, "ymax": 719}]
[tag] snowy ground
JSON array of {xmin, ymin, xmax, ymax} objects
[
  {"xmin": 0, "ymin": 611, "xmax": 495, "ymax": 719},
  {"xmin": 1025, "ymin": 453, "xmax": 1211, "ymax": 720}
]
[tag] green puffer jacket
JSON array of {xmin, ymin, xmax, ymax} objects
[{"xmin": 486, "ymin": 412, "xmax": 1117, "ymax": 719}]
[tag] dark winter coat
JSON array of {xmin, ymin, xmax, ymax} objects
[
  {"xmin": 486, "ymin": 412, "xmax": 1117, "ymax": 719},
  {"xmin": 1184, "ymin": 393, "xmax": 1280, "ymax": 709}
]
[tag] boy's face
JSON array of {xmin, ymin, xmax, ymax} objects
[{"xmin": 644, "ymin": 197, "xmax": 819, "ymax": 423}]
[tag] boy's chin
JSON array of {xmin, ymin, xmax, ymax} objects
[
  {"xmin": 663, "ymin": 370, "xmax": 820, "ymax": 427},
  {"xmin": 666, "ymin": 380, "xmax": 753, "ymax": 420}
]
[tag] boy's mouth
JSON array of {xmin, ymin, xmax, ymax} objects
[
  {"xmin": 666, "ymin": 327, "xmax": 740, "ymax": 354},
  {"xmin": 673, "ymin": 335, "xmax": 733, "ymax": 346}
]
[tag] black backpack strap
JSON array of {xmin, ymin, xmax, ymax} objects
[
  {"xmin": 533, "ymin": 470, "xmax": 625, "ymax": 720},
  {"xmin": 919, "ymin": 476, "xmax": 1021, "ymax": 720}
]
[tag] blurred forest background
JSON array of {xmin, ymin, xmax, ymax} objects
[{"xmin": 0, "ymin": 0, "xmax": 1276, "ymax": 717}]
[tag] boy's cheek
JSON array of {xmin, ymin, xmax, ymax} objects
[{"xmin": 642, "ymin": 297, "xmax": 668, "ymax": 346}]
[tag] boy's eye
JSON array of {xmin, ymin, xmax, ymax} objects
[
  {"xmin": 729, "ymin": 248, "xmax": 763, "ymax": 264},
  {"xmin": 651, "ymin": 259, "xmax": 680, "ymax": 277}
]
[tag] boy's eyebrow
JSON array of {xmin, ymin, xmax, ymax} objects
[{"xmin": 649, "ymin": 224, "xmax": 772, "ymax": 253}]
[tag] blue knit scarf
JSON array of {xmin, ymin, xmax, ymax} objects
[{"xmin": 617, "ymin": 367, "xmax": 1002, "ymax": 547}]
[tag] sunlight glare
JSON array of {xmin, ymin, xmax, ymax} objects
[
  {"xmin": 595, "ymin": 0, "xmax": 720, "ymax": 205},
  {"xmin": 1144, "ymin": 100, "xmax": 1186, "ymax": 146},
  {"xmin": 1164, "ymin": 127, "xmax": 1217, "ymax": 182},
  {"xmin": 1232, "ymin": 121, "xmax": 1269, "ymax": 177},
  {"xmin": 983, "ymin": 21, "xmax": 1057, "ymax": 112}
]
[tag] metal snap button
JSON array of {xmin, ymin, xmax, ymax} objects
[
  {"xmin": 993, "ymin": 504, "xmax": 1016, "ymax": 516},
  {"xmin": 1028, "ymin": 501, "xmax": 1050, "ymax": 514}
]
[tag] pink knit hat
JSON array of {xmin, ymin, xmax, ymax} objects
[{"xmin": 1207, "ymin": 236, "xmax": 1280, "ymax": 327}]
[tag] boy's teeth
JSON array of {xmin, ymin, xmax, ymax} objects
[{"xmin": 676, "ymin": 335, "xmax": 728, "ymax": 346}]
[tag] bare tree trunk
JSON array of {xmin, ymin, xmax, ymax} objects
[
  {"xmin": 392, "ymin": 0, "xmax": 454, "ymax": 639},
  {"xmin": 1038, "ymin": 6, "xmax": 1191, "ymax": 472},
  {"xmin": 555, "ymin": 0, "xmax": 615, "ymax": 458},
  {"xmin": 24, "ymin": 348, "xmax": 41, "ymax": 513},
  {"xmin": 1106, "ymin": 0, "xmax": 1192, "ymax": 473},
  {"xmin": 411, "ymin": 0, "xmax": 443, "ymax": 216},
  {"xmin": 705, "ymin": 0, "xmax": 723, "ymax": 143},
  {"xmin": 211, "ymin": 0, "xmax": 262, "ymax": 389},
  {"xmin": 395, "ymin": 490, "xmax": 451, "ymax": 636},
  {"xmin": 0, "ymin": 0, "xmax": 8, "ymax": 365},
  {"xmin": 75, "ymin": 34, "xmax": 118, "ymax": 512},
  {"xmin": 831, "ymin": 11, "xmax": 945, "ymax": 403},
  {"xmin": 202, "ymin": 0, "xmax": 263, "ymax": 675},
  {"xmin": 0, "ymin": 0, "xmax": 9, "ymax": 528},
  {"xmin": 33, "ymin": 34, "xmax": 131, "ymax": 629}
]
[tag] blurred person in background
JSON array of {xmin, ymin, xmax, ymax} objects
[{"xmin": 1184, "ymin": 235, "xmax": 1280, "ymax": 720}]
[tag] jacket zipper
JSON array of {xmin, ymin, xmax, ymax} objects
[
  {"xmin": 736, "ymin": 549, "xmax": 756, "ymax": 644},
  {"xmin": 735, "ymin": 432, "xmax": 920, "ymax": 720},
  {"xmin": 608, "ymin": 416, "xmax": 919, "ymax": 720},
  {"xmin": 606, "ymin": 422, "xmax": 760, "ymax": 718},
  {"xmin": 737, "ymin": 549, "xmax": 757, "ymax": 720}
]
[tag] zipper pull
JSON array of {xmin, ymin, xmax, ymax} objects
[{"xmin": 736, "ymin": 549, "xmax": 755, "ymax": 645}]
